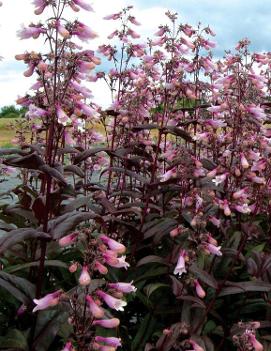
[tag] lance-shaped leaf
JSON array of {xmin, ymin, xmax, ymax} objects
[
  {"xmin": 4, "ymin": 153, "xmax": 45, "ymax": 169},
  {"xmin": 219, "ymin": 280, "xmax": 271, "ymax": 296},
  {"xmin": 131, "ymin": 313, "xmax": 157, "ymax": 351},
  {"xmin": 189, "ymin": 264, "xmax": 218, "ymax": 289},
  {"xmin": 143, "ymin": 217, "xmax": 178, "ymax": 240},
  {"xmin": 131, "ymin": 123, "xmax": 159, "ymax": 131},
  {"xmin": 5, "ymin": 260, "xmax": 68, "ymax": 274},
  {"xmin": 0, "ymin": 148, "xmax": 28, "ymax": 156},
  {"xmin": 0, "ymin": 228, "xmax": 51, "ymax": 253},
  {"xmin": 0, "ymin": 271, "xmax": 35, "ymax": 304},
  {"xmin": 47, "ymin": 211, "xmax": 102, "ymax": 239},
  {"xmin": 32, "ymin": 309, "xmax": 69, "ymax": 351},
  {"xmin": 137, "ymin": 255, "xmax": 167, "ymax": 266},
  {"xmin": 0, "ymin": 329, "xmax": 28, "ymax": 350},
  {"xmin": 102, "ymin": 166, "xmax": 149, "ymax": 184},
  {"xmin": 73, "ymin": 147, "xmax": 109, "ymax": 164},
  {"xmin": 39, "ymin": 164, "xmax": 67, "ymax": 185},
  {"xmin": 162, "ymin": 126, "xmax": 195, "ymax": 142},
  {"xmin": 64, "ymin": 165, "xmax": 85, "ymax": 178}
]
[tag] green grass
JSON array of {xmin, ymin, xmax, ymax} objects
[
  {"xmin": 0, "ymin": 118, "xmax": 17, "ymax": 147},
  {"xmin": 0, "ymin": 117, "xmax": 107, "ymax": 147}
]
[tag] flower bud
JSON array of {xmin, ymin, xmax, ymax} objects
[
  {"xmin": 194, "ymin": 279, "xmax": 206, "ymax": 299},
  {"xmin": 79, "ymin": 265, "xmax": 91, "ymax": 286}
]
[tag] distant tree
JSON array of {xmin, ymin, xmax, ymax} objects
[{"xmin": 0, "ymin": 105, "xmax": 26, "ymax": 118}]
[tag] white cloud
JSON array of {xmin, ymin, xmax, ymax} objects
[
  {"xmin": 0, "ymin": 0, "xmax": 166, "ymax": 107},
  {"xmin": 3, "ymin": 0, "xmax": 269, "ymax": 108}
]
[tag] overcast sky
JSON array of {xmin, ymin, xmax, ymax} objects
[{"xmin": 0, "ymin": 0, "xmax": 270, "ymax": 107}]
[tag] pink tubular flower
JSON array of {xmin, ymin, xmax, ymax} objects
[
  {"xmin": 155, "ymin": 26, "xmax": 167, "ymax": 36},
  {"xmin": 96, "ymin": 290, "xmax": 127, "ymax": 311},
  {"xmin": 76, "ymin": 101, "xmax": 96, "ymax": 116},
  {"xmin": 99, "ymin": 235, "xmax": 126, "ymax": 254},
  {"xmin": 33, "ymin": 0, "xmax": 47, "ymax": 15},
  {"xmin": 73, "ymin": 0, "xmax": 93, "ymax": 11},
  {"xmin": 86, "ymin": 295, "xmax": 104, "ymax": 318},
  {"xmin": 27, "ymin": 104, "xmax": 48, "ymax": 118},
  {"xmin": 235, "ymin": 203, "xmax": 251, "ymax": 214},
  {"xmin": 95, "ymin": 336, "xmax": 121, "ymax": 348},
  {"xmin": 79, "ymin": 265, "xmax": 91, "ymax": 286},
  {"xmin": 103, "ymin": 13, "xmax": 121, "ymax": 20},
  {"xmin": 128, "ymin": 16, "xmax": 140, "ymax": 26},
  {"xmin": 17, "ymin": 304, "xmax": 27, "ymax": 316},
  {"xmin": 30, "ymin": 81, "xmax": 43, "ymax": 90},
  {"xmin": 205, "ymin": 119, "xmax": 226, "ymax": 129},
  {"xmin": 247, "ymin": 105, "xmax": 266, "ymax": 121},
  {"xmin": 174, "ymin": 249, "xmax": 187, "ymax": 277},
  {"xmin": 93, "ymin": 318, "xmax": 120, "ymax": 328},
  {"xmin": 106, "ymin": 255, "xmax": 130, "ymax": 270},
  {"xmin": 127, "ymin": 28, "xmax": 140, "ymax": 39},
  {"xmin": 94, "ymin": 261, "xmax": 108, "ymax": 275},
  {"xmin": 102, "ymin": 250, "xmax": 119, "ymax": 266},
  {"xmin": 248, "ymin": 174, "xmax": 266, "ymax": 185},
  {"xmin": 72, "ymin": 21, "xmax": 98, "ymax": 41},
  {"xmin": 33, "ymin": 290, "xmax": 62, "ymax": 312},
  {"xmin": 170, "ymin": 227, "xmax": 181, "ymax": 237},
  {"xmin": 93, "ymin": 345, "xmax": 116, "ymax": 351},
  {"xmin": 219, "ymin": 199, "xmax": 231, "ymax": 216},
  {"xmin": 70, "ymin": 80, "xmax": 92, "ymax": 98},
  {"xmin": 108, "ymin": 282, "xmax": 137, "ymax": 293},
  {"xmin": 209, "ymin": 216, "xmax": 220, "ymax": 228},
  {"xmin": 56, "ymin": 20, "xmax": 70, "ymax": 38},
  {"xmin": 17, "ymin": 25, "xmax": 45, "ymax": 39},
  {"xmin": 233, "ymin": 188, "xmax": 248, "ymax": 200},
  {"xmin": 56, "ymin": 105, "xmax": 71, "ymax": 126},
  {"xmin": 212, "ymin": 173, "xmax": 227, "ymax": 186},
  {"xmin": 62, "ymin": 341, "xmax": 73, "ymax": 351},
  {"xmin": 206, "ymin": 243, "xmax": 222, "ymax": 256},
  {"xmin": 207, "ymin": 105, "xmax": 223, "ymax": 113},
  {"xmin": 160, "ymin": 169, "xmax": 176, "ymax": 182},
  {"xmin": 69, "ymin": 262, "xmax": 78, "ymax": 273},
  {"xmin": 240, "ymin": 153, "xmax": 249, "ymax": 169},
  {"xmin": 24, "ymin": 63, "xmax": 35, "ymax": 77},
  {"xmin": 59, "ymin": 232, "xmax": 78, "ymax": 247},
  {"xmin": 189, "ymin": 340, "xmax": 204, "ymax": 351},
  {"xmin": 194, "ymin": 279, "xmax": 206, "ymax": 299},
  {"xmin": 249, "ymin": 334, "xmax": 263, "ymax": 351}
]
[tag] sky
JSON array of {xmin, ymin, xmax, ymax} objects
[{"xmin": 0, "ymin": 0, "xmax": 271, "ymax": 107}]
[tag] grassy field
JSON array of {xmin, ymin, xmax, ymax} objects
[
  {"xmin": 0, "ymin": 118, "xmax": 17, "ymax": 147},
  {"xmin": 0, "ymin": 118, "xmax": 107, "ymax": 148}
]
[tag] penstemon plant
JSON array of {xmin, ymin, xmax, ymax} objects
[
  {"xmin": 1, "ymin": 1, "xmax": 271, "ymax": 351},
  {"xmin": 0, "ymin": 1, "xmax": 135, "ymax": 350}
]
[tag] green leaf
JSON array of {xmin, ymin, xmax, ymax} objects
[
  {"xmin": 137, "ymin": 255, "xmax": 167, "ymax": 266},
  {"xmin": 219, "ymin": 281, "xmax": 271, "ymax": 297},
  {"xmin": 4, "ymin": 260, "xmax": 68, "ymax": 274},
  {"xmin": 4, "ymin": 153, "xmax": 45, "ymax": 170},
  {"xmin": 189, "ymin": 264, "xmax": 218, "ymax": 289},
  {"xmin": 33, "ymin": 309, "xmax": 68, "ymax": 351},
  {"xmin": 144, "ymin": 283, "xmax": 169, "ymax": 298},
  {"xmin": 64, "ymin": 165, "xmax": 85, "ymax": 178},
  {"xmin": 131, "ymin": 124, "xmax": 159, "ymax": 131},
  {"xmin": 0, "ymin": 228, "xmax": 50, "ymax": 253},
  {"xmin": 143, "ymin": 218, "xmax": 178, "ymax": 240},
  {"xmin": 47, "ymin": 211, "xmax": 102, "ymax": 239},
  {"xmin": 0, "ymin": 271, "xmax": 35, "ymax": 304},
  {"xmin": 0, "ymin": 329, "xmax": 28, "ymax": 350},
  {"xmin": 134, "ymin": 266, "xmax": 168, "ymax": 283},
  {"xmin": 73, "ymin": 147, "xmax": 109, "ymax": 164},
  {"xmin": 163, "ymin": 126, "xmax": 194, "ymax": 142},
  {"xmin": 131, "ymin": 313, "xmax": 157, "ymax": 351}
]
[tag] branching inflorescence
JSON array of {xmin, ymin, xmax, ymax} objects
[{"xmin": 0, "ymin": 0, "xmax": 271, "ymax": 350}]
